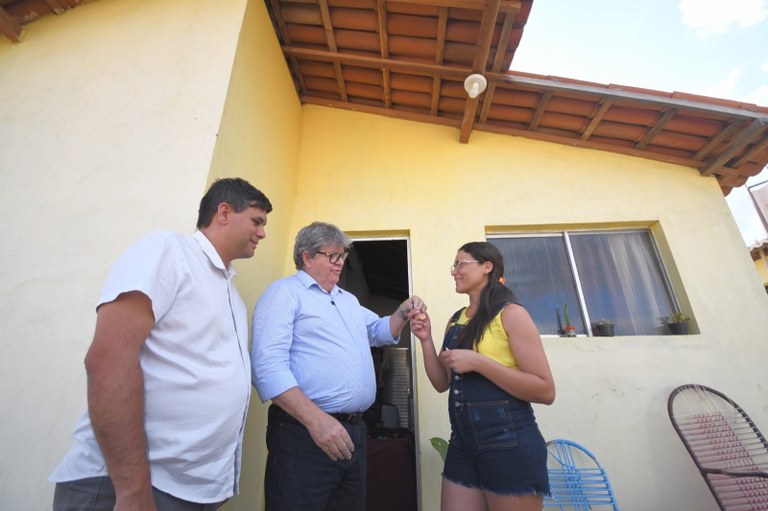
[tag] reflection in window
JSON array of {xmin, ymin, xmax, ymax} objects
[{"xmin": 490, "ymin": 229, "xmax": 677, "ymax": 336}]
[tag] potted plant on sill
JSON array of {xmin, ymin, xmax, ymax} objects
[
  {"xmin": 667, "ymin": 311, "xmax": 690, "ymax": 335},
  {"xmin": 556, "ymin": 307, "xmax": 565, "ymax": 336},
  {"xmin": 563, "ymin": 304, "xmax": 576, "ymax": 337},
  {"xmin": 592, "ymin": 319, "xmax": 615, "ymax": 337}
]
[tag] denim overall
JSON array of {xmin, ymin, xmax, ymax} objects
[{"xmin": 441, "ymin": 307, "xmax": 550, "ymax": 495}]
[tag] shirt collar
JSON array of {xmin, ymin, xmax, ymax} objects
[
  {"xmin": 296, "ymin": 270, "xmax": 342, "ymax": 298},
  {"xmin": 193, "ymin": 230, "xmax": 235, "ymax": 276}
]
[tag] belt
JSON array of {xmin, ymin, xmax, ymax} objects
[
  {"xmin": 270, "ymin": 404, "xmax": 363, "ymax": 425},
  {"xmin": 328, "ymin": 412, "xmax": 363, "ymax": 424}
]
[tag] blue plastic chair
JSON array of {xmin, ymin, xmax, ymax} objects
[{"xmin": 543, "ymin": 439, "xmax": 620, "ymax": 510}]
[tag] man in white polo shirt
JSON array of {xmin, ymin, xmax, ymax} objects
[{"xmin": 50, "ymin": 178, "xmax": 272, "ymax": 511}]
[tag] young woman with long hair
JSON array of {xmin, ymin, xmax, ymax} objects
[{"xmin": 411, "ymin": 241, "xmax": 555, "ymax": 511}]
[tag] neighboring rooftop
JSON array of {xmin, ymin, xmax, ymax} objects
[{"xmin": 3, "ymin": 0, "xmax": 767, "ymax": 195}]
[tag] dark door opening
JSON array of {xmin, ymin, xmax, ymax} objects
[{"xmin": 338, "ymin": 238, "xmax": 418, "ymax": 511}]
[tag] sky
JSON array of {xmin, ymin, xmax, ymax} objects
[{"xmin": 510, "ymin": 0, "xmax": 768, "ymax": 246}]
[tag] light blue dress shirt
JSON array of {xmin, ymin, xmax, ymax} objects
[{"xmin": 251, "ymin": 270, "xmax": 400, "ymax": 413}]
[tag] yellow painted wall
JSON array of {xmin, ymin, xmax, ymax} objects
[
  {"xmin": 289, "ymin": 106, "xmax": 768, "ymax": 511},
  {"xmin": 206, "ymin": 1, "xmax": 303, "ymax": 510},
  {"xmin": 754, "ymin": 253, "xmax": 768, "ymax": 285}
]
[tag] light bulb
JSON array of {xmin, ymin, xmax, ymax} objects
[{"xmin": 463, "ymin": 74, "xmax": 487, "ymax": 99}]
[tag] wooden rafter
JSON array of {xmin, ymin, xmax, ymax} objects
[
  {"xmin": 459, "ymin": 0, "xmax": 500, "ymax": 143},
  {"xmin": 701, "ymin": 118, "xmax": 768, "ymax": 176},
  {"xmin": 267, "ymin": 0, "xmax": 307, "ymax": 95},
  {"xmin": 7, "ymin": 0, "xmax": 758, "ymax": 195},
  {"xmin": 430, "ymin": 7, "xmax": 448, "ymax": 115},
  {"xmin": 397, "ymin": 0, "xmax": 521, "ymax": 13},
  {"xmin": 0, "ymin": 7, "xmax": 22, "ymax": 42},
  {"xmin": 529, "ymin": 90, "xmax": 552, "ymax": 130},
  {"xmin": 317, "ymin": 0, "xmax": 347, "ymax": 102},
  {"xmin": 694, "ymin": 119, "xmax": 743, "ymax": 160},
  {"xmin": 581, "ymin": 99, "xmax": 613, "ymax": 140},
  {"xmin": 376, "ymin": 0, "xmax": 391, "ymax": 107},
  {"xmin": 479, "ymin": 10, "xmax": 517, "ymax": 123},
  {"xmin": 730, "ymin": 130, "xmax": 768, "ymax": 168},
  {"xmin": 635, "ymin": 108, "xmax": 677, "ymax": 150}
]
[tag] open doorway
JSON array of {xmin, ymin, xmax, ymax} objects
[{"xmin": 338, "ymin": 237, "xmax": 418, "ymax": 511}]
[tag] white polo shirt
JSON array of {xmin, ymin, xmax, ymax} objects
[{"xmin": 50, "ymin": 230, "xmax": 251, "ymax": 503}]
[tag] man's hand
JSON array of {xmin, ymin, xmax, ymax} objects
[
  {"xmin": 272, "ymin": 388, "xmax": 354, "ymax": 461},
  {"xmin": 305, "ymin": 413, "xmax": 355, "ymax": 461}
]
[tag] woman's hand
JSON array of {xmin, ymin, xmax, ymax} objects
[
  {"xmin": 439, "ymin": 347, "xmax": 479, "ymax": 374},
  {"xmin": 410, "ymin": 308, "xmax": 432, "ymax": 342}
]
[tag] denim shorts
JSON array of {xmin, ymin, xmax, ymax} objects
[{"xmin": 443, "ymin": 373, "xmax": 549, "ymax": 496}]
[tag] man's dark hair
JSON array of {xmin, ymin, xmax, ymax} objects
[{"xmin": 197, "ymin": 178, "xmax": 272, "ymax": 228}]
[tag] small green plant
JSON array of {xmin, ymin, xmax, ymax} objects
[
  {"xmin": 563, "ymin": 304, "xmax": 576, "ymax": 336},
  {"xmin": 430, "ymin": 437, "xmax": 448, "ymax": 462},
  {"xmin": 669, "ymin": 311, "xmax": 690, "ymax": 323}
]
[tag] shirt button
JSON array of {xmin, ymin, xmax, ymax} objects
[
  {"xmin": 453, "ymin": 389, "xmax": 459, "ymax": 394},
  {"xmin": 454, "ymin": 375, "xmax": 460, "ymax": 381}
]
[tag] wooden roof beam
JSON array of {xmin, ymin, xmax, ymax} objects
[
  {"xmin": 529, "ymin": 90, "xmax": 552, "ymax": 130},
  {"xmin": 430, "ymin": 7, "xmax": 448, "ymax": 115},
  {"xmin": 479, "ymin": 10, "xmax": 518, "ymax": 123},
  {"xmin": 636, "ymin": 108, "xmax": 677, "ymax": 150},
  {"xmin": 376, "ymin": 0, "xmax": 392, "ymax": 108},
  {"xmin": 731, "ymin": 132, "xmax": 768, "ymax": 168},
  {"xmin": 395, "ymin": 0, "xmax": 521, "ymax": 13},
  {"xmin": 459, "ymin": 0, "xmax": 500, "ymax": 143},
  {"xmin": 694, "ymin": 119, "xmax": 743, "ymax": 160},
  {"xmin": 282, "ymin": 46, "xmax": 768, "ymax": 124},
  {"xmin": 44, "ymin": 0, "xmax": 70, "ymax": 15},
  {"xmin": 489, "ymin": 72, "xmax": 768, "ymax": 121},
  {"xmin": 268, "ymin": 0, "xmax": 308, "ymax": 94},
  {"xmin": 318, "ymin": 0, "xmax": 348, "ymax": 102},
  {"xmin": 581, "ymin": 99, "xmax": 613, "ymax": 140},
  {"xmin": 0, "ymin": 7, "xmax": 22, "ymax": 42},
  {"xmin": 701, "ymin": 118, "xmax": 768, "ymax": 176}
]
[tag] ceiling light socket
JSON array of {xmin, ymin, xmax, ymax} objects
[{"xmin": 464, "ymin": 74, "xmax": 488, "ymax": 99}]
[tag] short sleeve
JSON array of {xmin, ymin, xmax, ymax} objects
[{"xmin": 98, "ymin": 231, "xmax": 182, "ymax": 322}]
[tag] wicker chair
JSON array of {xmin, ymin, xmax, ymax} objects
[{"xmin": 668, "ymin": 384, "xmax": 768, "ymax": 510}]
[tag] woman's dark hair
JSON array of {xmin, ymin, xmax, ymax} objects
[{"xmin": 455, "ymin": 241, "xmax": 517, "ymax": 350}]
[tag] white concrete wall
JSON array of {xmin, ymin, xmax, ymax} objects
[{"xmin": 0, "ymin": 0, "xmax": 250, "ymax": 508}]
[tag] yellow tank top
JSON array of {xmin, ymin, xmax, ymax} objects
[{"xmin": 456, "ymin": 307, "xmax": 519, "ymax": 369}]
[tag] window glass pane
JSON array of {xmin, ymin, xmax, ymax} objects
[
  {"xmin": 569, "ymin": 230, "xmax": 675, "ymax": 335},
  {"xmin": 490, "ymin": 236, "xmax": 582, "ymax": 335}
]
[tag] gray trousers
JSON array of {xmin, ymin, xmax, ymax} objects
[{"xmin": 53, "ymin": 477, "xmax": 225, "ymax": 511}]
